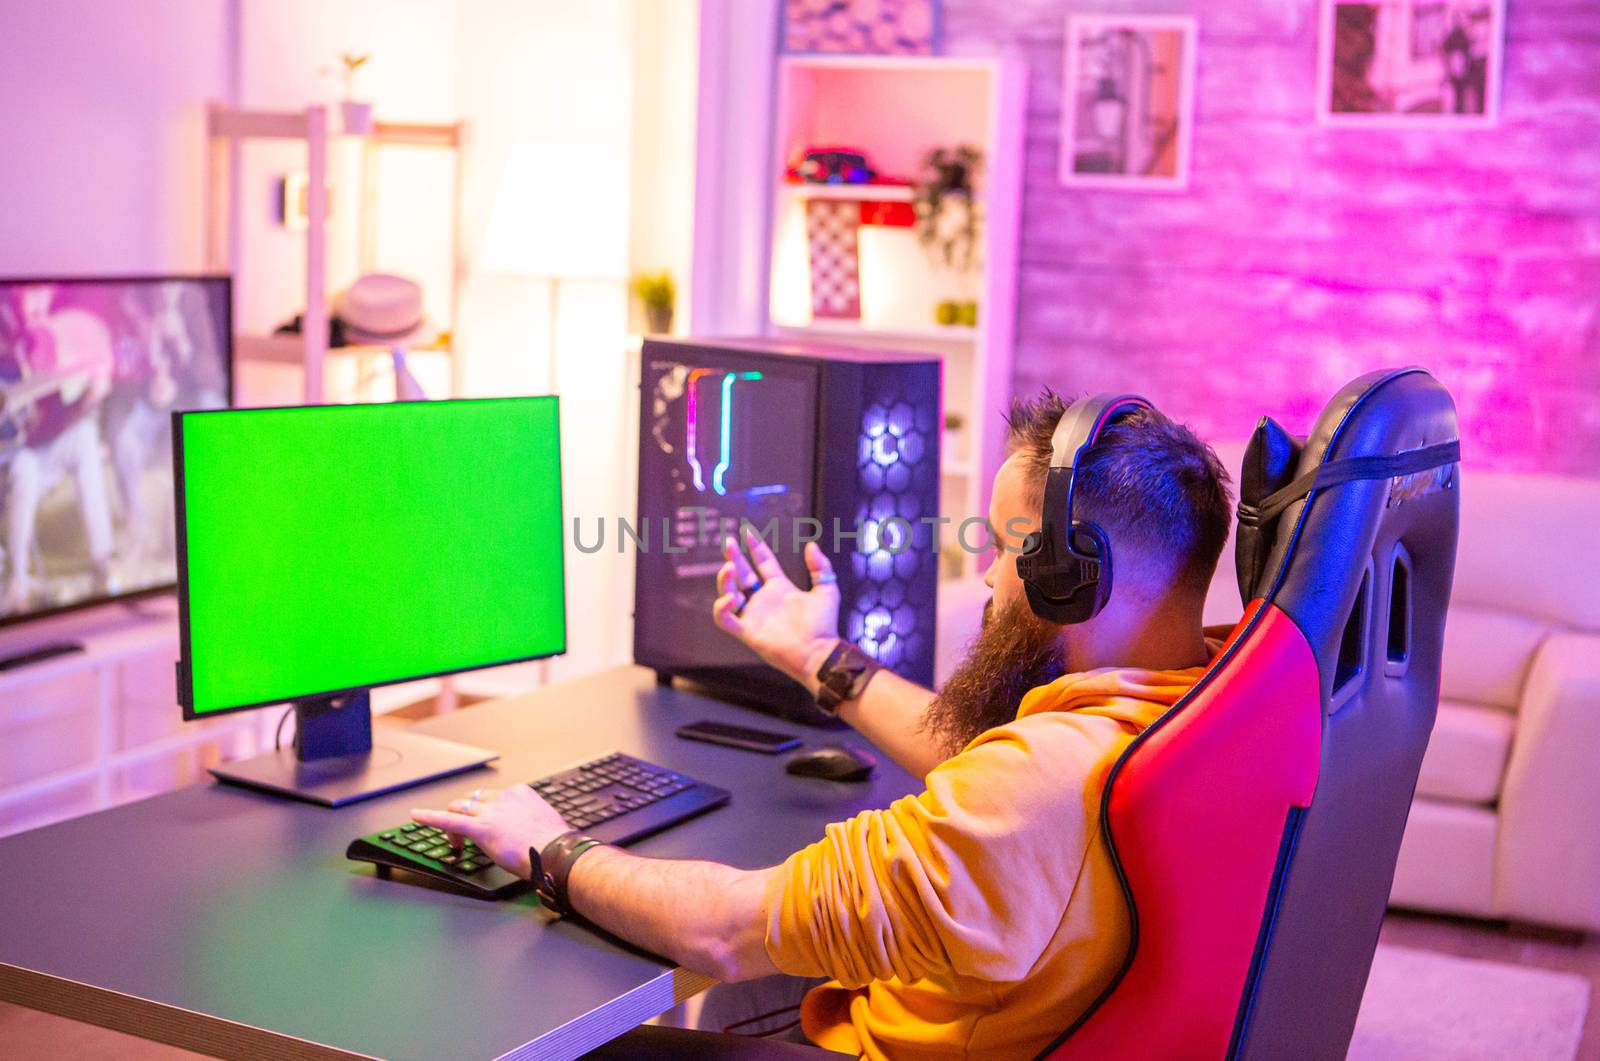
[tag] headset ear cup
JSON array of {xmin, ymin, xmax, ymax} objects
[
  {"xmin": 1016, "ymin": 530, "xmax": 1042, "ymax": 581},
  {"xmin": 1069, "ymin": 520, "xmax": 1113, "ymax": 620}
]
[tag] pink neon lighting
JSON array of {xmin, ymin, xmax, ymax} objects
[{"xmin": 685, "ymin": 368, "xmax": 713, "ymax": 491}]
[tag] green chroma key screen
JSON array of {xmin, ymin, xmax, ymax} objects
[{"xmin": 176, "ymin": 397, "xmax": 566, "ymax": 716}]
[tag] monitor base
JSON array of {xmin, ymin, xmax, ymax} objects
[{"xmin": 210, "ymin": 728, "xmax": 496, "ymax": 807}]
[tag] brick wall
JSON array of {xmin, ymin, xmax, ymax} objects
[{"xmin": 945, "ymin": 1, "xmax": 1600, "ymax": 475}]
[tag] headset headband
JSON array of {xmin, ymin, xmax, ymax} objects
[
  {"xmin": 1020, "ymin": 393, "xmax": 1154, "ymax": 625},
  {"xmin": 1045, "ymin": 393, "xmax": 1154, "ymax": 529}
]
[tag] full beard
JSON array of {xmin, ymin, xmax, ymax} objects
[{"xmin": 920, "ymin": 595, "xmax": 1070, "ymax": 760}]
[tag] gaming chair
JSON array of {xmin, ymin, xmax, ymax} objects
[
  {"xmin": 585, "ymin": 368, "xmax": 1461, "ymax": 1060},
  {"xmin": 1040, "ymin": 366, "xmax": 1461, "ymax": 1059}
]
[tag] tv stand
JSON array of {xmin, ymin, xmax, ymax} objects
[
  {"xmin": 0, "ymin": 640, "xmax": 84, "ymax": 672},
  {"xmin": 209, "ymin": 689, "xmax": 496, "ymax": 807}
]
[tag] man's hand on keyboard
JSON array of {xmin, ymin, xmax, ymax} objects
[{"xmin": 410, "ymin": 785, "xmax": 571, "ymax": 881}]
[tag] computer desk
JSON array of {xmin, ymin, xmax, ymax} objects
[{"xmin": 0, "ymin": 665, "xmax": 919, "ymax": 1060}]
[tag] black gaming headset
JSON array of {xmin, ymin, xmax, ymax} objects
[{"xmin": 1015, "ymin": 393, "xmax": 1154, "ymax": 624}]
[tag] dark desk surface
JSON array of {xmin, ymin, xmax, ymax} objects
[{"xmin": 0, "ymin": 667, "xmax": 918, "ymax": 1060}]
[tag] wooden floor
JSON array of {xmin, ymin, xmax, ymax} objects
[{"xmin": 0, "ymin": 911, "xmax": 1593, "ymax": 1058}]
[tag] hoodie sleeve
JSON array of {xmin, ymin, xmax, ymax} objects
[{"xmin": 763, "ymin": 712, "xmax": 1125, "ymax": 987}]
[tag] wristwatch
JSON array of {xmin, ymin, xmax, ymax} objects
[
  {"xmin": 813, "ymin": 640, "xmax": 883, "ymax": 716},
  {"xmin": 529, "ymin": 831, "xmax": 606, "ymax": 916}
]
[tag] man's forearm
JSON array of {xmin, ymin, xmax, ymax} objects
[
  {"xmin": 836, "ymin": 668, "xmax": 944, "ymax": 779},
  {"xmin": 565, "ymin": 845, "xmax": 780, "ymax": 983},
  {"xmin": 793, "ymin": 636, "xmax": 946, "ymax": 779}
]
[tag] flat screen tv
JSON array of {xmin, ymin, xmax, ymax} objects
[{"xmin": 0, "ymin": 275, "xmax": 231, "ymax": 627}]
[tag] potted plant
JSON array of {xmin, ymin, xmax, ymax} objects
[
  {"xmin": 914, "ymin": 144, "xmax": 983, "ymax": 272},
  {"xmin": 330, "ymin": 52, "xmax": 373, "ymax": 134},
  {"xmin": 632, "ymin": 271, "xmax": 676, "ymax": 334},
  {"xmin": 915, "ymin": 144, "xmax": 983, "ymax": 327}
]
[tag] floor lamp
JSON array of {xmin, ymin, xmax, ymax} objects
[
  {"xmin": 477, "ymin": 141, "xmax": 629, "ymax": 685},
  {"xmin": 478, "ymin": 141, "xmax": 630, "ymax": 396}
]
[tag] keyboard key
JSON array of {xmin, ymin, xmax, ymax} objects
[{"xmin": 401, "ymin": 823, "xmax": 420, "ymax": 832}]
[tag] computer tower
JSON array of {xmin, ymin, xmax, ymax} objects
[{"xmin": 634, "ymin": 337, "xmax": 941, "ymax": 726}]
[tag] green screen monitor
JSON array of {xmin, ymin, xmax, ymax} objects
[{"xmin": 174, "ymin": 397, "xmax": 566, "ymax": 805}]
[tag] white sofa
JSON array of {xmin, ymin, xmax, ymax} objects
[{"xmin": 935, "ymin": 454, "xmax": 1600, "ymax": 933}]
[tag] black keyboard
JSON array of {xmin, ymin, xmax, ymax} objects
[{"xmin": 346, "ymin": 752, "xmax": 731, "ymax": 900}]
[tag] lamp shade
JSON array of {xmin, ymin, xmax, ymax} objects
[{"xmin": 478, "ymin": 140, "xmax": 629, "ymax": 280}]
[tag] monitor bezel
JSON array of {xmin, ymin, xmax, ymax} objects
[
  {"xmin": 0, "ymin": 272, "xmax": 235, "ymax": 632},
  {"xmin": 173, "ymin": 394, "xmax": 568, "ymax": 720}
]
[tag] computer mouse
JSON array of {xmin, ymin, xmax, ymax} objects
[{"xmin": 785, "ymin": 744, "xmax": 876, "ymax": 783}]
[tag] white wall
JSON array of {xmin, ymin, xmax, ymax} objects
[{"xmin": 0, "ymin": 0, "xmax": 233, "ymax": 275}]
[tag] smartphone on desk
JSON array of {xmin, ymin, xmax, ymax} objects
[{"xmin": 675, "ymin": 720, "xmax": 802, "ymax": 754}]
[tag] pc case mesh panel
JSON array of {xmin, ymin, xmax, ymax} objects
[{"xmin": 846, "ymin": 393, "xmax": 939, "ymax": 672}]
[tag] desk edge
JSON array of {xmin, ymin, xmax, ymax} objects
[
  {"xmin": 0, "ymin": 961, "xmax": 377, "ymax": 1061},
  {"xmin": 497, "ymin": 966, "xmax": 719, "ymax": 1061}
]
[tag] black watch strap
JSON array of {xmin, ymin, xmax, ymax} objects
[
  {"xmin": 814, "ymin": 640, "xmax": 883, "ymax": 716},
  {"xmin": 530, "ymin": 831, "xmax": 606, "ymax": 916}
]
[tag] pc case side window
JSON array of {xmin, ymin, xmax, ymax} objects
[{"xmin": 635, "ymin": 352, "xmax": 819, "ymax": 673}]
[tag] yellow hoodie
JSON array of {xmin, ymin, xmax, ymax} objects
[{"xmin": 763, "ymin": 664, "xmax": 1208, "ymax": 1060}]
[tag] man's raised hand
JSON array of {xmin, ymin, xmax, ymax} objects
[{"xmin": 711, "ymin": 526, "xmax": 841, "ymax": 694}]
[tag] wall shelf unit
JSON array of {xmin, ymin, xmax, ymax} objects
[
  {"xmin": 204, "ymin": 103, "xmax": 466, "ymax": 404},
  {"xmin": 766, "ymin": 54, "xmax": 1026, "ymax": 577}
]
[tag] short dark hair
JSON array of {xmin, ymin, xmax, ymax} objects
[{"xmin": 1004, "ymin": 391, "xmax": 1233, "ymax": 595}]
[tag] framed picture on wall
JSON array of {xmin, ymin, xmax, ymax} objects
[
  {"xmin": 1317, "ymin": 0, "xmax": 1505, "ymax": 126},
  {"xmin": 1059, "ymin": 14, "xmax": 1198, "ymax": 191}
]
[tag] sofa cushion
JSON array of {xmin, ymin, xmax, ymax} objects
[
  {"xmin": 1452, "ymin": 470, "xmax": 1600, "ymax": 630},
  {"xmin": 1438, "ymin": 604, "xmax": 1547, "ymax": 711},
  {"xmin": 1415, "ymin": 701, "xmax": 1515, "ymax": 805},
  {"xmin": 1389, "ymin": 797, "xmax": 1498, "ymax": 917}
]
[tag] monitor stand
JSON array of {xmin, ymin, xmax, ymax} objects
[{"xmin": 209, "ymin": 690, "xmax": 496, "ymax": 808}]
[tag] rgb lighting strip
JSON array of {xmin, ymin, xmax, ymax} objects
[{"xmin": 686, "ymin": 369, "xmax": 763, "ymax": 496}]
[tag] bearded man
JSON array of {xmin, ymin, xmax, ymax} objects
[{"xmin": 414, "ymin": 393, "xmax": 1233, "ymax": 1060}]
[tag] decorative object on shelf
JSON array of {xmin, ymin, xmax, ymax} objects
[
  {"xmin": 340, "ymin": 273, "xmax": 430, "ymax": 400},
  {"xmin": 789, "ymin": 146, "xmax": 877, "ymax": 184},
  {"xmin": 632, "ymin": 271, "xmax": 677, "ymax": 334},
  {"xmin": 932, "ymin": 299, "xmax": 976, "ymax": 326},
  {"xmin": 805, "ymin": 199, "xmax": 863, "ymax": 320},
  {"xmin": 1060, "ymin": 14, "xmax": 1197, "ymax": 190},
  {"xmin": 1317, "ymin": 0, "xmax": 1503, "ymax": 126},
  {"xmin": 277, "ymin": 172, "xmax": 334, "ymax": 232},
  {"xmin": 914, "ymin": 144, "xmax": 982, "ymax": 273},
  {"xmin": 859, "ymin": 198, "xmax": 916, "ymax": 227},
  {"xmin": 324, "ymin": 51, "xmax": 374, "ymax": 134},
  {"xmin": 780, "ymin": 0, "xmax": 941, "ymax": 56}
]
